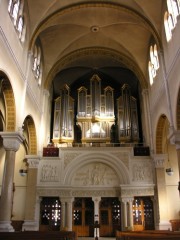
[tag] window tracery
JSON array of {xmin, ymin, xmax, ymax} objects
[
  {"xmin": 164, "ymin": 0, "xmax": 180, "ymax": 41},
  {"xmin": 32, "ymin": 44, "xmax": 42, "ymax": 85},
  {"xmin": 8, "ymin": 0, "xmax": 26, "ymax": 42},
  {"xmin": 148, "ymin": 44, "xmax": 159, "ymax": 85}
]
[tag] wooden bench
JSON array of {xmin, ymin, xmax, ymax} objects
[
  {"xmin": 0, "ymin": 230, "xmax": 77, "ymax": 240},
  {"xmin": 116, "ymin": 230, "xmax": 180, "ymax": 240}
]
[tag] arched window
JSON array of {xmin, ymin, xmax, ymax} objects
[
  {"xmin": 32, "ymin": 44, "xmax": 43, "ymax": 85},
  {"xmin": 164, "ymin": 0, "xmax": 180, "ymax": 41},
  {"xmin": 148, "ymin": 44, "xmax": 159, "ymax": 85},
  {"xmin": 12, "ymin": 0, "xmax": 20, "ymax": 25},
  {"xmin": 8, "ymin": 0, "xmax": 26, "ymax": 42}
]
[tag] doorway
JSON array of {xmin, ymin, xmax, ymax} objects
[
  {"xmin": 72, "ymin": 198, "xmax": 94, "ymax": 237},
  {"xmin": 133, "ymin": 197, "xmax": 154, "ymax": 231},
  {"xmin": 40, "ymin": 197, "xmax": 61, "ymax": 231},
  {"xmin": 99, "ymin": 197, "xmax": 121, "ymax": 237}
]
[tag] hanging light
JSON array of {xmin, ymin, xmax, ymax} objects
[
  {"xmin": 19, "ymin": 159, "xmax": 28, "ymax": 176},
  {"xmin": 166, "ymin": 167, "xmax": 174, "ymax": 176},
  {"xmin": 19, "ymin": 168, "xmax": 28, "ymax": 176}
]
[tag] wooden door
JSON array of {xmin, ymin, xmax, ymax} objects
[
  {"xmin": 72, "ymin": 198, "xmax": 94, "ymax": 237},
  {"xmin": 99, "ymin": 197, "xmax": 121, "ymax": 237},
  {"xmin": 40, "ymin": 197, "xmax": 61, "ymax": 231},
  {"xmin": 133, "ymin": 197, "xmax": 154, "ymax": 231}
]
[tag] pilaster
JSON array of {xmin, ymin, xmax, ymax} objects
[
  {"xmin": 22, "ymin": 155, "xmax": 40, "ymax": 231},
  {"xmin": 153, "ymin": 154, "xmax": 171, "ymax": 230}
]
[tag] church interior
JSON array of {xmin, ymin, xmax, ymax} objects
[{"xmin": 0, "ymin": 0, "xmax": 180, "ymax": 238}]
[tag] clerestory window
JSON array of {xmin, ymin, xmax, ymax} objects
[
  {"xmin": 148, "ymin": 44, "xmax": 159, "ymax": 85},
  {"xmin": 164, "ymin": 0, "xmax": 180, "ymax": 42},
  {"xmin": 8, "ymin": 0, "xmax": 26, "ymax": 42},
  {"xmin": 32, "ymin": 44, "xmax": 42, "ymax": 85}
]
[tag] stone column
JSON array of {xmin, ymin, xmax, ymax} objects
[
  {"xmin": 121, "ymin": 198, "xmax": 128, "ymax": 230},
  {"xmin": 22, "ymin": 155, "xmax": 40, "ymax": 231},
  {"xmin": 66, "ymin": 198, "xmax": 74, "ymax": 231},
  {"xmin": 153, "ymin": 154, "xmax": 171, "ymax": 230},
  {"xmin": 92, "ymin": 197, "xmax": 101, "ymax": 237},
  {"xmin": 60, "ymin": 199, "xmax": 66, "ymax": 230},
  {"xmin": 0, "ymin": 132, "xmax": 24, "ymax": 232},
  {"xmin": 127, "ymin": 198, "xmax": 134, "ymax": 230}
]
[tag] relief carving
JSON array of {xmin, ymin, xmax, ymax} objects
[
  {"xmin": 132, "ymin": 162, "xmax": 153, "ymax": 182},
  {"xmin": 40, "ymin": 164, "xmax": 59, "ymax": 182},
  {"xmin": 72, "ymin": 163, "xmax": 119, "ymax": 186},
  {"xmin": 64, "ymin": 153, "xmax": 81, "ymax": 168}
]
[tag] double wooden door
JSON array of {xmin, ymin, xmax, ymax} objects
[{"xmin": 72, "ymin": 197, "xmax": 121, "ymax": 237}]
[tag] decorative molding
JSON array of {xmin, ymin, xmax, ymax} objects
[
  {"xmin": 0, "ymin": 26, "xmax": 25, "ymax": 81},
  {"xmin": 72, "ymin": 189, "xmax": 119, "ymax": 197},
  {"xmin": 121, "ymin": 186, "xmax": 154, "ymax": 197},
  {"xmin": 64, "ymin": 152, "xmax": 81, "ymax": 168},
  {"xmin": 36, "ymin": 188, "xmax": 120, "ymax": 198}
]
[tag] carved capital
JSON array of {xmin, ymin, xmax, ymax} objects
[
  {"xmin": 0, "ymin": 131, "xmax": 24, "ymax": 151},
  {"xmin": 153, "ymin": 154, "xmax": 167, "ymax": 168},
  {"xmin": 25, "ymin": 155, "xmax": 40, "ymax": 168}
]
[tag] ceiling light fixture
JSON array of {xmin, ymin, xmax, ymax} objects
[{"xmin": 91, "ymin": 26, "xmax": 100, "ymax": 33}]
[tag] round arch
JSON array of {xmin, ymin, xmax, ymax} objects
[
  {"xmin": 156, "ymin": 114, "xmax": 169, "ymax": 154},
  {"xmin": 23, "ymin": 115, "xmax": 37, "ymax": 155},
  {"xmin": 45, "ymin": 47, "xmax": 147, "ymax": 91},
  {"xmin": 63, "ymin": 151, "xmax": 130, "ymax": 186},
  {"xmin": 0, "ymin": 72, "xmax": 16, "ymax": 132}
]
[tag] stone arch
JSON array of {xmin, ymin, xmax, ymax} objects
[
  {"xmin": 64, "ymin": 152, "xmax": 130, "ymax": 186},
  {"xmin": 45, "ymin": 47, "xmax": 147, "ymax": 91},
  {"xmin": 156, "ymin": 114, "xmax": 169, "ymax": 154},
  {"xmin": 23, "ymin": 115, "xmax": 37, "ymax": 154},
  {"xmin": 176, "ymin": 88, "xmax": 180, "ymax": 130},
  {"xmin": 0, "ymin": 72, "xmax": 16, "ymax": 131}
]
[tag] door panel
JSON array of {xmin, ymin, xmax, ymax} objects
[
  {"xmin": 39, "ymin": 197, "xmax": 61, "ymax": 231},
  {"xmin": 99, "ymin": 198, "xmax": 121, "ymax": 237},
  {"xmin": 73, "ymin": 198, "xmax": 94, "ymax": 237},
  {"xmin": 133, "ymin": 197, "xmax": 154, "ymax": 231}
]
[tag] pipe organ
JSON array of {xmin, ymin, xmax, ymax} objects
[
  {"xmin": 52, "ymin": 74, "xmax": 139, "ymax": 145},
  {"xmin": 53, "ymin": 84, "xmax": 74, "ymax": 145},
  {"xmin": 77, "ymin": 74, "xmax": 115, "ymax": 144},
  {"xmin": 117, "ymin": 84, "xmax": 139, "ymax": 142}
]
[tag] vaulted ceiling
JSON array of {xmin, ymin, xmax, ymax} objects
[{"xmin": 27, "ymin": 0, "xmax": 163, "ymax": 97}]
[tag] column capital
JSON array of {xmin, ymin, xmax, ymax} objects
[
  {"xmin": 25, "ymin": 155, "xmax": 40, "ymax": 168},
  {"xmin": 92, "ymin": 197, "xmax": 101, "ymax": 202},
  {"xmin": 0, "ymin": 131, "xmax": 24, "ymax": 151},
  {"xmin": 121, "ymin": 197, "xmax": 134, "ymax": 203},
  {"xmin": 153, "ymin": 154, "xmax": 167, "ymax": 168}
]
